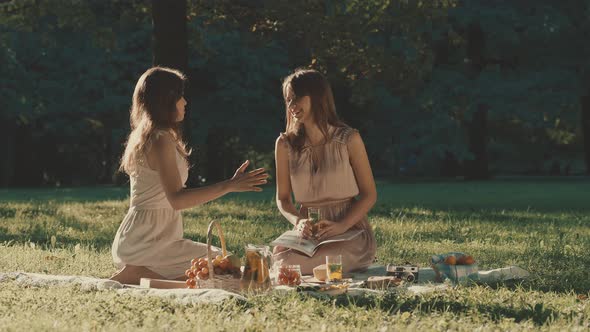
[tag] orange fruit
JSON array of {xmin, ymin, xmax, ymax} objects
[
  {"xmin": 444, "ymin": 255, "xmax": 457, "ymax": 265},
  {"xmin": 456, "ymin": 256, "xmax": 467, "ymax": 265},
  {"xmin": 463, "ymin": 256, "xmax": 475, "ymax": 265},
  {"xmin": 219, "ymin": 259, "xmax": 230, "ymax": 270}
]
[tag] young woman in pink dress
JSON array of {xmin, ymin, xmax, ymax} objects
[
  {"xmin": 273, "ymin": 69, "xmax": 377, "ymax": 275},
  {"xmin": 110, "ymin": 67, "xmax": 268, "ymax": 284}
]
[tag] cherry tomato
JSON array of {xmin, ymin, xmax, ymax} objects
[{"xmin": 186, "ymin": 278, "xmax": 196, "ymax": 287}]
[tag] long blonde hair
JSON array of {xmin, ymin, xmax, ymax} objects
[
  {"xmin": 282, "ymin": 68, "xmax": 345, "ymax": 152},
  {"xmin": 120, "ymin": 67, "xmax": 190, "ymax": 175}
]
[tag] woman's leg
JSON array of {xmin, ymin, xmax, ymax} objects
[
  {"xmin": 273, "ymin": 246, "xmax": 289, "ymax": 254},
  {"xmin": 109, "ymin": 265, "xmax": 165, "ymax": 285}
]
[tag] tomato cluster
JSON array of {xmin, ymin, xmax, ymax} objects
[
  {"xmin": 185, "ymin": 255, "xmax": 240, "ymax": 289},
  {"xmin": 277, "ymin": 266, "xmax": 301, "ymax": 286}
]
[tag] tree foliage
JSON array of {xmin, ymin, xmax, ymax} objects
[{"xmin": 0, "ymin": 0, "xmax": 587, "ymax": 186}]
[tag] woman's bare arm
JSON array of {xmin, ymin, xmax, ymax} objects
[
  {"xmin": 152, "ymin": 133, "xmax": 268, "ymax": 211},
  {"xmin": 316, "ymin": 131, "xmax": 377, "ymax": 239},
  {"xmin": 337, "ymin": 131, "xmax": 377, "ymax": 228},
  {"xmin": 275, "ymin": 136, "xmax": 303, "ymax": 226}
]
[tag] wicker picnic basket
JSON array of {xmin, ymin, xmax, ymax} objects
[{"xmin": 196, "ymin": 220, "xmax": 241, "ymax": 293}]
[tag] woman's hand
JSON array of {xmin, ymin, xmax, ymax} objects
[
  {"xmin": 295, "ymin": 218, "xmax": 313, "ymax": 239},
  {"xmin": 316, "ymin": 220, "xmax": 349, "ymax": 241},
  {"xmin": 228, "ymin": 160, "xmax": 269, "ymax": 192}
]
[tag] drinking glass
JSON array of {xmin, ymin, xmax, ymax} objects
[
  {"xmin": 326, "ymin": 255, "xmax": 343, "ymax": 282},
  {"xmin": 307, "ymin": 207, "xmax": 321, "ymax": 238}
]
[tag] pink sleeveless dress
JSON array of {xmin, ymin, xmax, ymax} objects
[
  {"xmin": 273, "ymin": 125, "xmax": 376, "ymax": 275},
  {"xmin": 111, "ymin": 141, "xmax": 217, "ymax": 279}
]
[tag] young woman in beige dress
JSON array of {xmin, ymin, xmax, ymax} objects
[
  {"xmin": 273, "ymin": 69, "xmax": 377, "ymax": 275},
  {"xmin": 110, "ymin": 67, "xmax": 268, "ymax": 284}
]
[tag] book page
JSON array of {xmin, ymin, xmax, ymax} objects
[
  {"xmin": 270, "ymin": 230, "xmax": 319, "ymax": 257},
  {"xmin": 270, "ymin": 229, "xmax": 365, "ymax": 257}
]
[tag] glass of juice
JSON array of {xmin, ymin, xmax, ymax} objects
[{"xmin": 326, "ymin": 255, "xmax": 343, "ymax": 283}]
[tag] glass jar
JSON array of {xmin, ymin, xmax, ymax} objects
[{"xmin": 240, "ymin": 244, "xmax": 271, "ymax": 291}]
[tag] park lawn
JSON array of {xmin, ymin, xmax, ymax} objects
[{"xmin": 0, "ymin": 180, "xmax": 589, "ymax": 331}]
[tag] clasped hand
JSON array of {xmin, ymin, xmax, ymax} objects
[{"xmin": 296, "ymin": 219, "xmax": 349, "ymax": 241}]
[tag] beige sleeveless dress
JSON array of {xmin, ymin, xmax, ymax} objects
[
  {"xmin": 111, "ymin": 143, "xmax": 217, "ymax": 279},
  {"xmin": 273, "ymin": 126, "xmax": 377, "ymax": 275}
]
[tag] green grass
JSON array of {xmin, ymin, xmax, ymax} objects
[{"xmin": 1, "ymin": 180, "xmax": 589, "ymax": 330}]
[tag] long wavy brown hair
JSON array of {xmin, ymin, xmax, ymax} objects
[
  {"xmin": 282, "ymin": 69, "xmax": 345, "ymax": 152},
  {"xmin": 120, "ymin": 67, "xmax": 190, "ymax": 175}
]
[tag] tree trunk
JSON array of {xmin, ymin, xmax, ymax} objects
[
  {"xmin": 581, "ymin": 94, "xmax": 590, "ymax": 175},
  {"xmin": 0, "ymin": 120, "xmax": 16, "ymax": 187},
  {"xmin": 152, "ymin": 0, "xmax": 188, "ymax": 72},
  {"xmin": 152, "ymin": 0, "xmax": 195, "ymax": 183},
  {"xmin": 13, "ymin": 123, "xmax": 44, "ymax": 186},
  {"xmin": 464, "ymin": 22, "xmax": 489, "ymax": 180},
  {"xmin": 465, "ymin": 106, "xmax": 489, "ymax": 180},
  {"xmin": 205, "ymin": 127, "xmax": 234, "ymax": 183}
]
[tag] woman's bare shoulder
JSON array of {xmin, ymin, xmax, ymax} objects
[{"xmin": 276, "ymin": 132, "xmax": 291, "ymax": 149}]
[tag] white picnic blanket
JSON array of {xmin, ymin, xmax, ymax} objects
[
  {"xmin": 0, "ymin": 265, "xmax": 528, "ymax": 303},
  {"xmin": 0, "ymin": 272, "xmax": 246, "ymax": 304},
  {"xmin": 350, "ymin": 265, "xmax": 530, "ymax": 284}
]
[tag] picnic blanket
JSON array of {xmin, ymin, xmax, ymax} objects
[
  {"xmin": 349, "ymin": 264, "xmax": 530, "ymax": 284},
  {"xmin": 0, "ymin": 265, "xmax": 528, "ymax": 304},
  {"xmin": 0, "ymin": 271, "xmax": 246, "ymax": 304}
]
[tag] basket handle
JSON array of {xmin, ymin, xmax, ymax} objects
[{"xmin": 206, "ymin": 220, "xmax": 228, "ymax": 279}]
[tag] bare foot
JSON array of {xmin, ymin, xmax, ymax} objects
[{"xmin": 109, "ymin": 265, "xmax": 165, "ymax": 285}]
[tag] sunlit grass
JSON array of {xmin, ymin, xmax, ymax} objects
[{"xmin": 1, "ymin": 180, "xmax": 589, "ymax": 330}]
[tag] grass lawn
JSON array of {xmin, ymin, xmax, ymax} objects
[{"xmin": 0, "ymin": 179, "xmax": 589, "ymax": 331}]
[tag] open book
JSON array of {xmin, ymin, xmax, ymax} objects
[{"xmin": 270, "ymin": 229, "xmax": 364, "ymax": 257}]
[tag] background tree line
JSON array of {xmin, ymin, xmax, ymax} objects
[{"xmin": 1, "ymin": 0, "xmax": 589, "ymax": 187}]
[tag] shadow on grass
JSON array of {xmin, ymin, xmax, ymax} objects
[{"xmin": 298, "ymin": 290, "xmax": 562, "ymax": 326}]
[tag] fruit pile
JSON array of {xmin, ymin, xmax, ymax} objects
[
  {"xmin": 185, "ymin": 255, "xmax": 241, "ymax": 289},
  {"xmin": 277, "ymin": 265, "xmax": 301, "ymax": 286},
  {"xmin": 444, "ymin": 254, "xmax": 475, "ymax": 265}
]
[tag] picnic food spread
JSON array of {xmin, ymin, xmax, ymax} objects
[{"xmin": 169, "ymin": 224, "xmax": 482, "ymax": 295}]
